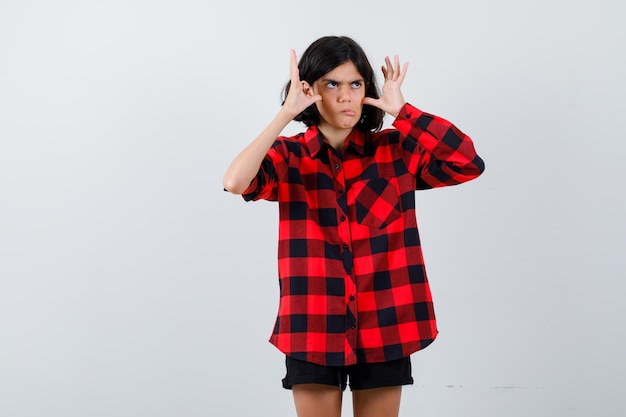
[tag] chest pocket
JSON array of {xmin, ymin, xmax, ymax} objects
[{"xmin": 351, "ymin": 177, "xmax": 402, "ymax": 229}]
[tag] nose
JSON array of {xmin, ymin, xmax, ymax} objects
[{"xmin": 338, "ymin": 85, "xmax": 351, "ymax": 102}]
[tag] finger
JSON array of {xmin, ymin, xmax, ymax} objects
[
  {"xmin": 384, "ymin": 56, "xmax": 393, "ymax": 79},
  {"xmin": 289, "ymin": 49, "xmax": 300, "ymax": 84},
  {"xmin": 362, "ymin": 96, "xmax": 378, "ymax": 107},
  {"xmin": 310, "ymin": 94, "xmax": 323, "ymax": 103},
  {"xmin": 397, "ymin": 61, "xmax": 409, "ymax": 84},
  {"xmin": 393, "ymin": 55, "xmax": 400, "ymax": 80},
  {"xmin": 381, "ymin": 65, "xmax": 388, "ymax": 80},
  {"xmin": 306, "ymin": 92, "xmax": 323, "ymax": 104}
]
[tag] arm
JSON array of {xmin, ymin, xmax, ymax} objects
[
  {"xmin": 394, "ymin": 104, "xmax": 485, "ymax": 188},
  {"xmin": 364, "ymin": 55, "xmax": 483, "ymax": 188},
  {"xmin": 222, "ymin": 109, "xmax": 293, "ymax": 194},
  {"xmin": 222, "ymin": 49, "xmax": 321, "ymax": 194}
]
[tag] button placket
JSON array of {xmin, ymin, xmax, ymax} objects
[{"xmin": 328, "ymin": 148, "xmax": 358, "ymax": 359}]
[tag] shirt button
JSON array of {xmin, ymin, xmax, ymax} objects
[
  {"xmin": 343, "ymin": 244, "xmax": 349, "ymax": 250},
  {"xmin": 346, "ymin": 269, "xmax": 352, "ymax": 275},
  {"xmin": 338, "ymin": 189, "xmax": 344, "ymax": 194},
  {"xmin": 349, "ymin": 295, "xmax": 355, "ymax": 301},
  {"xmin": 340, "ymin": 216, "xmax": 346, "ymax": 222},
  {"xmin": 334, "ymin": 163, "xmax": 340, "ymax": 169},
  {"xmin": 351, "ymin": 324, "xmax": 356, "ymax": 329}
]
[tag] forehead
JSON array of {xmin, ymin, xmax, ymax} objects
[{"xmin": 318, "ymin": 61, "xmax": 363, "ymax": 81}]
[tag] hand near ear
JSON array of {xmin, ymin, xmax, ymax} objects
[
  {"xmin": 362, "ymin": 55, "xmax": 408, "ymax": 118},
  {"xmin": 223, "ymin": 49, "xmax": 321, "ymax": 194},
  {"xmin": 281, "ymin": 49, "xmax": 322, "ymax": 118}
]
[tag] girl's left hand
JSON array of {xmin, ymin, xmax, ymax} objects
[{"xmin": 362, "ymin": 55, "xmax": 408, "ymax": 118}]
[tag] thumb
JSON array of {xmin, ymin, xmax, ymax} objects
[
  {"xmin": 308, "ymin": 94, "xmax": 323, "ymax": 105},
  {"xmin": 362, "ymin": 97, "xmax": 379, "ymax": 107}
]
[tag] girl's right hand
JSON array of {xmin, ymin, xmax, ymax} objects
[{"xmin": 281, "ymin": 49, "xmax": 322, "ymax": 118}]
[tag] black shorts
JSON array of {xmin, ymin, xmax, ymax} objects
[{"xmin": 282, "ymin": 356, "xmax": 414, "ymax": 391}]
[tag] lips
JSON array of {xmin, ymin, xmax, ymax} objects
[{"xmin": 341, "ymin": 109, "xmax": 356, "ymax": 116}]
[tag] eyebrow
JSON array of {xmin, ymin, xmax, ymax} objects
[{"xmin": 320, "ymin": 78, "xmax": 365, "ymax": 84}]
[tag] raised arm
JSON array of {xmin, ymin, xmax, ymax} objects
[
  {"xmin": 366, "ymin": 54, "xmax": 483, "ymax": 187},
  {"xmin": 222, "ymin": 50, "xmax": 321, "ymax": 194}
]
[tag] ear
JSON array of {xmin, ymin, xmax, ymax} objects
[{"xmin": 302, "ymin": 81, "xmax": 315, "ymax": 96}]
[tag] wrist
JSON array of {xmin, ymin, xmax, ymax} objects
[
  {"xmin": 390, "ymin": 102, "xmax": 407, "ymax": 119},
  {"xmin": 278, "ymin": 105, "xmax": 300, "ymax": 122}
]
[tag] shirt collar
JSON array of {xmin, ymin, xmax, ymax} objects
[{"xmin": 304, "ymin": 126, "xmax": 366, "ymax": 157}]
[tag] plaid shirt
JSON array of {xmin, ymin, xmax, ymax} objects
[{"xmin": 242, "ymin": 103, "xmax": 484, "ymax": 366}]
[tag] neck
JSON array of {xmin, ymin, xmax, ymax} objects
[{"xmin": 318, "ymin": 124, "xmax": 353, "ymax": 151}]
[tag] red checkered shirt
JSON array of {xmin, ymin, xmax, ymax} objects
[{"xmin": 242, "ymin": 103, "xmax": 484, "ymax": 366}]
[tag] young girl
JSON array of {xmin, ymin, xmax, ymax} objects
[{"xmin": 223, "ymin": 36, "xmax": 484, "ymax": 417}]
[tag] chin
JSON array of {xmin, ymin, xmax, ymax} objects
[
  {"xmin": 337, "ymin": 122, "xmax": 357, "ymax": 130},
  {"xmin": 339, "ymin": 118, "xmax": 359, "ymax": 129}
]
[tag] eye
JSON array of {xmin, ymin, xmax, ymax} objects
[
  {"xmin": 326, "ymin": 81, "xmax": 338, "ymax": 88},
  {"xmin": 351, "ymin": 81, "xmax": 362, "ymax": 89}
]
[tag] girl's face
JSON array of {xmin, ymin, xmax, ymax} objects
[{"xmin": 311, "ymin": 60, "xmax": 366, "ymax": 133}]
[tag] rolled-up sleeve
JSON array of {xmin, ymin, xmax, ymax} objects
[
  {"xmin": 242, "ymin": 139, "xmax": 288, "ymax": 202},
  {"xmin": 393, "ymin": 103, "xmax": 485, "ymax": 190}
]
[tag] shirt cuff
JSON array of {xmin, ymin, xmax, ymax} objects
[
  {"xmin": 392, "ymin": 103, "xmax": 424, "ymax": 133},
  {"xmin": 392, "ymin": 102, "xmax": 440, "ymax": 153},
  {"xmin": 397, "ymin": 102, "xmax": 424, "ymax": 120}
]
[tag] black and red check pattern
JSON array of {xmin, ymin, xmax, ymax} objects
[{"xmin": 242, "ymin": 103, "xmax": 484, "ymax": 366}]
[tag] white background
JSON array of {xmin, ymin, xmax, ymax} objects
[{"xmin": 1, "ymin": 0, "xmax": 624, "ymax": 416}]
